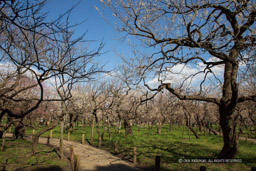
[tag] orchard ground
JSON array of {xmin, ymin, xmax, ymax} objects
[
  {"xmin": 23, "ymin": 123, "xmax": 256, "ymax": 171},
  {"xmin": 0, "ymin": 138, "xmax": 70, "ymax": 171}
]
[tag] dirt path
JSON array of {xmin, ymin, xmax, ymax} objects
[
  {"xmin": 5, "ymin": 133, "xmax": 256, "ymax": 170},
  {"xmin": 239, "ymin": 136, "xmax": 256, "ymax": 143},
  {"xmin": 37, "ymin": 137, "xmax": 141, "ymax": 171},
  {"xmin": 5, "ymin": 133, "xmax": 141, "ymax": 171}
]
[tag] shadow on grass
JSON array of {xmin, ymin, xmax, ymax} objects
[
  {"xmin": 95, "ymin": 139, "xmax": 220, "ymax": 170},
  {"xmin": 133, "ymin": 140, "xmax": 219, "ymax": 163},
  {"xmin": 95, "ymin": 164, "xmax": 142, "ymax": 171},
  {"xmin": 95, "ymin": 164, "xmax": 196, "ymax": 171},
  {"xmin": 29, "ymin": 166, "xmax": 64, "ymax": 171},
  {"xmin": 35, "ymin": 149, "xmax": 56, "ymax": 155}
]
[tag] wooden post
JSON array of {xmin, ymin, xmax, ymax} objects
[
  {"xmin": 68, "ymin": 132, "xmax": 70, "ymax": 141},
  {"xmin": 200, "ymin": 166, "xmax": 207, "ymax": 171},
  {"xmin": 82, "ymin": 134, "xmax": 84, "ymax": 144},
  {"xmin": 188, "ymin": 126, "xmax": 191, "ymax": 140},
  {"xmin": 74, "ymin": 155, "xmax": 80, "ymax": 171},
  {"xmin": 255, "ymin": 128, "xmax": 256, "ymax": 139},
  {"xmin": 114, "ymin": 141, "xmax": 118, "ymax": 154},
  {"xmin": 47, "ymin": 137, "xmax": 50, "ymax": 145},
  {"xmin": 50, "ymin": 130, "xmax": 52, "ymax": 139},
  {"xmin": 70, "ymin": 145, "xmax": 74, "ymax": 162},
  {"xmin": 90, "ymin": 118, "xmax": 95, "ymax": 144},
  {"xmin": 60, "ymin": 121, "xmax": 64, "ymax": 160},
  {"xmin": 1, "ymin": 131, "xmax": 6, "ymax": 151},
  {"xmin": 182, "ymin": 120, "xmax": 185, "ymax": 138},
  {"xmin": 32, "ymin": 129, "xmax": 35, "ymax": 135},
  {"xmin": 169, "ymin": 122, "xmax": 172, "ymax": 132},
  {"xmin": 98, "ymin": 135, "xmax": 102, "ymax": 148},
  {"xmin": 8, "ymin": 127, "xmax": 11, "ymax": 133},
  {"xmin": 133, "ymin": 147, "xmax": 137, "ymax": 163},
  {"xmin": 155, "ymin": 156, "xmax": 161, "ymax": 171}
]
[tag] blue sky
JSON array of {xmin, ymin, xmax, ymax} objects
[
  {"xmin": 44, "ymin": 0, "xmax": 128, "ymax": 71},
  {"xmin": 43, "ymin": 0, "xmax": 228, "ymax": 90}
]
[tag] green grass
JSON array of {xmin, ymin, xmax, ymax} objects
[
  {"xmin": 26, "ymin": 123, "xmax": 256, "ymax": 171},
  {"xmin": 0, "ymin": 138, "xmax": 69, "ymax": 171}
]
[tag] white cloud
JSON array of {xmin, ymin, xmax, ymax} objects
[
  {"xmin": 0, "ymin": 62, "xmax": 43, "ymax": 80},
  {"xmin": 147, "ymin": 58, "xmax": 225, "ymax": 89},
  {"xmin": 0, "ymin": 62, "xmax": 17, "ymax": 76},
  {"xmin": 197, "ymin": 57, "xmax": 224, "ymax": 76},
  {"xmin": 102, "ymin": 71, "xmax": 119, "ymax": 78}
]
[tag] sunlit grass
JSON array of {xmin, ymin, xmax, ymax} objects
[
  {"xmin": 0, "ymin": 138, "xmax": 68, "ymax": 171},
  {"xmin": 26, "ymin": 123, "xmax": 256, "ymax": 170}
]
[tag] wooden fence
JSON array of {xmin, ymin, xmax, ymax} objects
[
  {"xmin": 16, "ymin": 130, "xmax": 255, "ymax": 171},
  {"xmin": 70, "ymin": 145, "xmax": 80, "ymax": 171}
]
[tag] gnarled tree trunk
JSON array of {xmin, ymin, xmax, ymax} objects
[
  {"xmin": 188, "ymin": 126, "xmax": 200, "ymax": 139},
  {"xmin": 32, "ymin": 122, "xmax": 58, "ymax": 155},
  {"xmin": 218, "ymin": 106, "xmax": 239, "ymax": 158},
  {"xmin": 218, "ymin": 61, "xmax": 239, "ymax": 159},
  {"xmin": 124, "ymin": 119, "xmax": 133, "ymax": 137}
]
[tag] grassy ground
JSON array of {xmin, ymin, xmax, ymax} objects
[
  {"xmin": 27, "ymin": 123, "xmax": 256, "ymax": 171},
  {"xmin": 0, "ymin": 138, "xmax": 70, "ymax": 171}
]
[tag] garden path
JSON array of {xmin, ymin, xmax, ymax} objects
[
  {"xmin": 5, "ymin": 132, "xmax": 256, "ymax": 170},
  {"xmin": 5, "ymin": 133, "xmax": 141, "ymax": 171},
  {"xmin": 38, "ymin": 137, "xmax": 142, "ymax": 171}
]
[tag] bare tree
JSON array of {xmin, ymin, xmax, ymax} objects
[
  {"xmin": 0, "ymin": 0, "xmax": 104, "ymax": 123},
  {"xmin": 0, "ymin": 0, "xmax": 105, "ymax": 156},
  {"xmin": 100, "ymin": 0, "xmax": 256, "ymax": 158}
]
